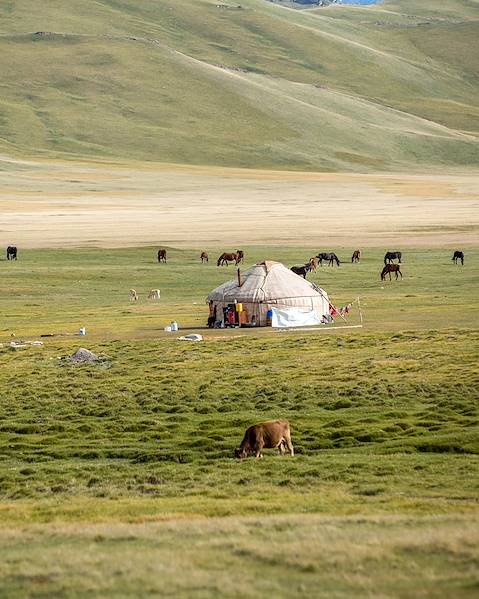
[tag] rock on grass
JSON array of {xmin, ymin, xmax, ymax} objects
[{"xmin": 69, "ymin": 348, "xmax": 99, "ymax": 365}]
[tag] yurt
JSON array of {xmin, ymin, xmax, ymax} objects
[{"xmin": 207, "ymin": 261, "xmax": 331, "ymax": 328}]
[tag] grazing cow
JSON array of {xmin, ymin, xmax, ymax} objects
[
  {"xmin": 236, "ymin": 250, "xmax": 244, "ymax": 264},
  {"xmin": 235, "ymin": 419, "xmax": 294, "ymax": 459},
  {"xmin": 129, "ymin": 289, "xmax": 139, "ymax": 301},
  {"xmin": 200, "ymin": 251, "xmax": 209, "ymax": 263},
  {"xmin": 148, "ymin": 289, "xmax": 161, "ymax": 300},
  {"xmin": 158, "ymin": 249, "xmax": 167, "ymax": 263},
  {"xmin": 384, "ymin": 251, "xmax": 402, "ymax": 265},
  {"xmin": 452, "ymin": 250, "xmax": 464, "ymax": 265},
  {"xmin": 291, "ymin": 263, "xmax": 313, "ymax": 279},
  {"xmin": 381, "ymin": 264, "xmax": 402, "ymax": 280},
  {"xmin": 6, "ymin": 246, "xmax": 17, "ymax": 260},
  {"xmin": 351, "ymin": 249, "xmax": 361, "ymax": 263},
  {"xmin": 317, "ymin": 252, "xmax": 340, "ymax": 267}
]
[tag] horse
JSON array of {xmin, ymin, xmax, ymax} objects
[
  {"xmin": 157, "ymin": 249, "xmax": 167, "ymax": 263},
  {"xmin": 129, "ymin": 289, "xmax": 139, "ymax": 301},
  {"xmin": 308, "ymin": 257, "xmax": 319, "ymax": 271},
  {"xmin": 317, "ymin": 252, "xmax": 340, "ymax": 267},
  {"xmin": 236, "ymin": 250, "xmax": 244, "ymax": 264},
  {"xmin": 381, "ymin": 264, "xmax": 402, "ymax": 280},
  {"xmin": 452, "ymin": 250, "xmax": 464, "ymax": 265},
  {"xmin": 6, "ymin": 246, "xmax": 17, "ymax": 260},
  {"xmin": 291, "ymin": 263, "xmax": 313, "ymax": 279},
  {"xmin": 217, "ymin": 252, "xmax": 239, "ymax": 266},
  {"xmin": 351, "ymin": 250, "xmax": 361, "ymax": 263},
  {"xmin": 148, "ymin": 289, "xmax": 161, "ymax": 300},
  {"xmin": 384, "ymin": 251, "xmax": 401, "ymax": 265},
  {"xmin": 200, "ymin": 251, "xmax": 209, "ymax": 263}
]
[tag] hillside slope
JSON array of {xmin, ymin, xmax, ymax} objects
[{"xmin": 0, "ymin": 0, "xmax": 478, "ymax": 171}]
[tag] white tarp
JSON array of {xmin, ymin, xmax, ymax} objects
[{"xmin": 271, "ymin": 307, "xmax": 323, "ymax": 328}]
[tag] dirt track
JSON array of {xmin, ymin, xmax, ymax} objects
[{"xmin": 1, "ymin": 157, "xmax": 478, "ymax": 248}]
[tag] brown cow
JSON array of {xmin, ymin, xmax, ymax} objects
[{"xmin": 235, "ymin": 419, "xmax": 294, "ymax": 459}]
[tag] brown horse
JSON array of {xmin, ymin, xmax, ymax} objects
[
  {"xmin": 381, "ymin": 264, "xmax": 402, "ymax": 280},
  {"xmin": 217, "ymin": 252, "xmax": 238, "ymax": 266},
  {"xmin": 158, "ymin": 249, "xmax": 167, "ymax": 263},
  {"xmin": 200, "ymin": 251, "xmax": 209, "ymax": 263},
  {"xmin": 351, "ymin": 250, "xmax": 361, "ymax": 263},
  {"xmin": 308, "ymin": 257, "xmax": 318, "ymax": 271},
  {"xmin": 236, "ymin": 250, "xmax": 244, "ymax": 264}
]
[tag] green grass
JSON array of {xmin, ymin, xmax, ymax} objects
[
  {"xmin": 0, "ymin": 0, "xmax": 478, "ymax": 170},
  {"xmin": 0, "ymin": 245, "xmax": 478, "ymax": 594},
  {"xmin": 1, "ymin": 516, "xmax": 478, "ymax": 598},
  {"xmin": 1, "ymin": 246, "xmax": 478, "ymax": 336}
]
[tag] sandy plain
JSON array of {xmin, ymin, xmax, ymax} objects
[{"xmin": 1, "ymin": 155, "xmax": 478, "ymax": 249}]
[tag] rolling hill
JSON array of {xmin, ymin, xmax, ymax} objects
[{"xmin": 0, "ymin": 0, "xmax": 478, "ymax": 171}]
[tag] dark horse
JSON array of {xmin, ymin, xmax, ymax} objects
[
  {"xmin": 317, "ymin": 252, "xmax": 340, "ymax": 267},
  {"xmin": 217, "ymin": 252, "xmax": 240, "ymax": 266},
  {"xmin": 384, "ymin": 251, "xmax": 402, "ymax": 265},
  {"xmin": 381, "ymin": 264, "xmax": 402, "ymax": 280},
  {"xmin": 6, "ymin": 246, "xmax": 17, "ymax": 260},
  {"xmin": 291, "ymin": 263, "xmax": 313, "ymax": 279},
  {"xmin": 157, "ymin": 249, "xmax": 167, "ymax": 263},
  {"xmin": 200, "ymin": 251, "xmax": 209, "ymax": 263},
  {"xmin": 452, "ymin": 250, "xmax": 464, "ymax": 265},
  {"xmin": 236, "ymin": 250, "xmax": 244, "ymax": 264},
  {"xmin": 351, "ymin": 249, "xmax": 361, "ymax": 263}
]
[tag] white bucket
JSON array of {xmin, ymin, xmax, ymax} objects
[
  {"xmin": 171, "ymin": 321, "xmax": 178, "ymax": 332},
  {"xmin": 79, "ymin": 327, "xmax": 86, "ymax": 336}
]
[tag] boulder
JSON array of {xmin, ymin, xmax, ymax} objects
[{"xmin": 69, "ymin": 348, "xmax": 99, "ymax": 364}]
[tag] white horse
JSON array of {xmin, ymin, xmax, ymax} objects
[
  {"xmin": 129, "ymin": 289, "xmax": 139, "ymax": 301},
  {"xmin": 148, "ymin": 289, "xmax": 161, "ymax": 300}
]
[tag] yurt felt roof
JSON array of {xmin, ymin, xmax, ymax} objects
[{"xmin": 207, "ymin": 261, "xmax": 328, "ymax": 303}]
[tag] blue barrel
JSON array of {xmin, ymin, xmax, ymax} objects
[{"xmin": 266, "ymin": 309, "xmax": 273, "ymax": 326}]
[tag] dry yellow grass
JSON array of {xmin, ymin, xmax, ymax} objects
[{"xmin": 1, "ymin": 156, "xmax": 478, "ymax": 249}]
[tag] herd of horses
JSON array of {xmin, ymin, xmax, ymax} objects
[
  {"xmin": 156, "ymin": 249, "xmax": 245, "ymax": 266},
  {"xmin": 5, "ymin": 246, "xmax": 466, "ymax": 282},
  {"xmin": 289, "ymin": 249, "xmax": 466, "ymax": 282}
]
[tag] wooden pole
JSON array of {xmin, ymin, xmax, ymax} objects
[{"xmin": 357, "ymin": 296, "xmax": 363, "ymax": 325}]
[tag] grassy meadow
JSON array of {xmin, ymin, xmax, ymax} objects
[
  {"xmin": 1, "ymin": 245, "xmax": 478, "ymax": 596},
  {"xmin": 1, "ymin": 0, "xmax": 479, "ymax": 592},
  {"xmin": 0, "ymin": 0, "xmax": 478, "ymax": 171}
]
